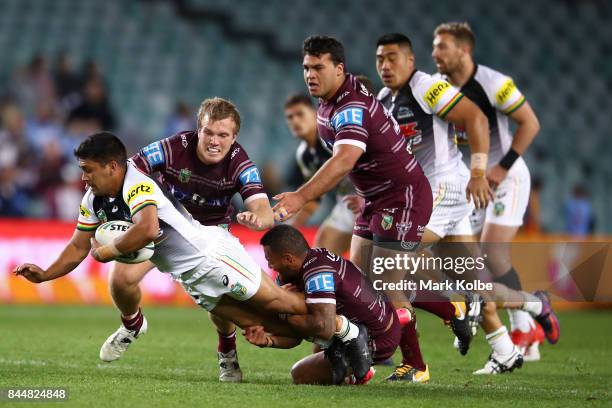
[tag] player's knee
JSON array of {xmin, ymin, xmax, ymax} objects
[{"xmin": 109, "ymin": 268, "xmax": 140, "ymax": 293}]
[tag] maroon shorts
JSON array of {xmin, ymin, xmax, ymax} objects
[
  {"xmin": 353, "ymin": 178, "xmax": 432, "ymax": 250},
  {"xmin": 369, "ymin": 311, "xmax": 402, "ymax": 363}
]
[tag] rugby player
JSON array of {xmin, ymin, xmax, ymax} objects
[
  {"xmin": 14, "ymin": 133, "xmax": 371, "ymax": 375},
  {"xmin": 284, "ymin": 93, "xmax": 356, "ymax": 255},
  {"xmin": 375, "ymin": 32, "xmax": 496, "ymax": 379},
  {"xmin": 105, "ymin": 98, "xmax": 274, "ymax": 382},
  {"xmin": 274, "ymin": 36, "xmax": 478, "ymax": 383},
  {"xmin": 432, "ymin": 22, "xmax": 559, "ymax": 371},
  {"xmin": 245, "ymin": 225, "xmax": 401, "ymax": 385}
]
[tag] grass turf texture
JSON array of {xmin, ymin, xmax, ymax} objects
[{"xmin": 0, "ymin": 305, "xmax": 610, "ymax": 408}]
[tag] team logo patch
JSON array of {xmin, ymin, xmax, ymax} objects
[
  {"xmin": 425, "ymin": 81, "xmax": 451, "ymax": 110},
  {"xmin": 96, "ymin": 209, "xmax": 108, "ymax": 223},
  {"xmin": 331, "ymin": 107, "xmax": 364, "ymax": 130},
  {"xmin": 496, "ymin": 79, "xmax": 517, "ymax": 106},
  {"xmin": 381, "ymin": 214, "xmax": 394, "ymax": 231},
  {"xmin": 79, "ymin": 205, "xmax": 91, "ymax": 217},
  {"xmin": 230, "ymin": 282, "xmax": 247, "ymax": 297},
  {"xmin": 126, "ymin": 182, "xmax": 154, "ymax": 205},
  {"xmin": 142, "ymin": 141, "xmax": 165, "ymax": 168},
  {"xmin": 239, "ymin": 166, "xmax": 261, "ymax": 185},
  {"xmin": 179, "ymin": 168, "xmax": 192, "ymax": 183},
  {"xmin": 494, "ymin": 202, "xmax": 505, "ymax": 216},
  {"xmin": 397, "ymin": 106, "xmax": 414, "ymax": 120},
  {"xmin": 305, "ymin": 272, "xmax": 335, "ymax": 294}
]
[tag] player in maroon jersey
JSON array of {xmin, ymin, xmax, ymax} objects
[
  {"xmin": 100, "ymin": 98, "xmax": 274, "ymax": 383},
  {"xmin": 243, "ymin": 225, "xmax": 401, "ymax": 385},
  {"xmin": 273, "ymin": 36, "xmax": 478, "ymax": 382}
]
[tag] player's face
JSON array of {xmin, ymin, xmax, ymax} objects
[
  {"xmin": 432, "ymin": 33, "xmax": 464, "ymax": 75},
  {"xmin": 197, "ymin": 115, "xmax": 237, "ymax": 165},
  {"xmin": 263, "ymin": 246, "xmax": 298, "ymax": 281},
  {"xmin": 376, "ymin": 44, "xmax": 414, "ymax": 91},
  {"xmin": 303, "ymin": 53, "xmax": 344, "ymax": 100},
  {"xmin": 78, "ymin": 159, "xmax": 114, "ymax": 196},
  {"xmin": 284, "ymin": 103, "xmax": 316, "ymax": 140}
]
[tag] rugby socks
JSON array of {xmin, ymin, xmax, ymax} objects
[
  {"xmin": 486, "ymin": 326, "xmax": 515, "ymax": 356},
  {"xmin": 412, "ymin": 290, "xmax": 456, "ymax": 321},
  {"xmin": 121, "ymin": 308, "xmax": 144, "ymax": 336},
  {"xmin": 508, "ymin": 310, "xmax": 534, "ymax": 333},
  {"xmin": 217, "ymin": 330, "xmax": 237, "ymax": 354},
  {"xmin": 399, "ymin": 316, "xmax": 427, "ymax": 371},
  {"xmin": 335, "ymin": 315, "xmax": 359, "ymax": 343},
  {"xmin": 521, "ymin": 292, "xmax": 543, "ymax": 316}
]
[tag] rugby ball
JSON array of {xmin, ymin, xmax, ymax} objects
[{"xmin": 94, "ymin": 220, "xmax": 154, "ymax": 264}]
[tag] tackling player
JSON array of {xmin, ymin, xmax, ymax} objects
[
  {"xmin": 13, "ymin": 132, "xmax": 372, "ymax": 375},
  {"xmin": 245, "ymin": 225, "xmax": 401, "ymax": 385},
  {"xmin": 432, "ymin": 22, "xmax": 559, "ymax": 371},
  {"xmin": 104, "ymin": 98, "xmax": 274, "ymax": 382},
  {"xmin": 284, "ymin": 93, "xmax": 357, "ymax": 255}
]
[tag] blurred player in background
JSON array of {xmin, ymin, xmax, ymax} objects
[
  {"xmin": 283, "ymin": 93, "xmax": 356, "ymax": 255},
  {"xmin": 375, "ymin": 32, "xmax": 497, "ymax": 378},
  {"xmin": 433, "ymin": 22, "xmax": 559, "ymax": 370},
  {"xmin": 105, "ymin": 98, "xmax": 274, "ymax": 382}
]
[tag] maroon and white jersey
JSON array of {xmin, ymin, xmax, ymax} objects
[
  {"xmin": 294, "ymin": 248, "xmax": 395, "ymax": 339},
  {"xmin": 317, "ymin": 74, "xmax": 427, "ymax": 200},
  {"xmin": 131, "ymin": 131, "xmax": 267, "ymax": 226}
]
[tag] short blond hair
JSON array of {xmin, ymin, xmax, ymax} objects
[
  {"xmin": 434, "ymin": 22, "xmax": 475, "ymax": 51},
  {"xmin": 197, "ymin": 97, "xmax": 241, "ymax": 134}
]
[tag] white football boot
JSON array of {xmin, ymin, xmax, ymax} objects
[
  {"xmin": 218, "ymin": 350, "xmax": 243, "ymax": 382},
  {"xmin": 473, "ymin": 346, "xmax": 524, "ymax": 375},
  {"xmin": 99, "ymin": 316, "xmax": 148, "ymax": 362}
]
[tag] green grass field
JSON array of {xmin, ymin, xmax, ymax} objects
[{"xmin": 1, "ymin": 305, "xmax": 610, "ymax": 408}]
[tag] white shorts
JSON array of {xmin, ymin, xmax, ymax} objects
[
  {"xmin": 426, "ymin": 166, "xmax": 474, "ymax": 239},
  {"xmin": 321, "ymin": 196, "xmax": 356, "ymax": 234},
  {"xmin": 470, "ymin": 157, "xmax": 531, "ymax": 233},
  {"xmin": 175, "ymin": 228, "xmax": 262, "ymax": 311}
]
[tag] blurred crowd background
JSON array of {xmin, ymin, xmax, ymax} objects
[{"xmin": 0, "ymin": 0, "xmax": 609, "ymax": 234}]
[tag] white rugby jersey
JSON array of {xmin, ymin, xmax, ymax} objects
[
  {"xmin": 378, "ymin": 70, "xmax": 465, "ymax": 185},
  {"xmin": 77, "ymin": 162, "xmax": 215, "ymax": 275},
  {"xmin": 435, "ymin": 64, "xmax": 526, "ymax": 166}
]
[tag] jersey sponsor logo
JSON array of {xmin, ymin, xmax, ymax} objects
[
  {"xmin": 305, "ymin": 272, "xmax": 335, "ymax": 294},
  {"xmin": 230, "ymin": 282, "xmax": 248, "ymax": 297},
  {"xmin": 79, "ymin": 204, "xmax": 91, "ymax": 217},
  {"xmin": 400, "ymin": 122, "xmax": 423, "ymax": 152},
  {"xmin": 331, "ymin": 107, "xmax": 364, "ymax": 130},
  {"xmin": 425, "ymin": 81, "xmax": 451, "ymax": 110},
  {"xmin": 494, "ymin": 202, "xmax": 505, "ymax": 216},
  {"xmin": 496, "ymin": 79, "xmax": 517, "ymax": 106},
  {"xmin": 179, "ymin": 168, "xmax": 192, "ymax": 183},
  {"xmin": 181, "ymin": 134, "xmax": 188, "ymax": 148},
  {"xmin": 126, "ymin": 182, "xmax": 154, "ymax": 205},
  {"xmin": 239, "ymin": 166, "xmax": 261, "ymax": 185},
  {"xmin": 96, "ymin": 209, "xmax": 108, "ymax": 223},
  {"xmin": 303, "ymin": 257, "xmax": 317, "ymax": 268},
  {"xmin": 336, "ymin": 91, "xmax": 350, "ymax": 103},
  {"xmin": 142, "ymin": 142, "xmax": 165, "ymax": 168},
  {"xmin": 359, "ymin": 83, "xmax": 370, "ymax": 96},
  {"xmin": 231, "ymin": 147, "xmax": 240, "ymax": 159}
]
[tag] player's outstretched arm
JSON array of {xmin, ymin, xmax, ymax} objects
[
  {"xmin": 273, "ymin": 144, "xmax": 362, "ymax": 221},
  {"xmin": 444, "ymin": 97, "xmax": 494, "ymax": 208},
  {"xmin": 14, "ymin": 228, "xmax": 94, "ymax": 283},
  {"xmin": 237, "ymin": 197, "xmax": 274, "ymax": 230}
]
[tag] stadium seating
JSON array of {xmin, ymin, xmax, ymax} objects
[{"xmin": 0, "ymin": 0, "xmax": 610, "ymax": 232}]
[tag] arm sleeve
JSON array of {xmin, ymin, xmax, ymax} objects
[
  {"xmin": 230, "ymin": 147, "xmax": 268, "ymax": 205},
  {"xmin": 131, "ymin": 139, "xmax": 170, "ymax": 175},
  {"xmin": 492, "ymin": 75, "xmax": 526, "ymax": 115},
  {"xmin": 414, "ymin": 77, "xmax": 464, "ymax": 119},
  {"xmin": 123, "ymin": 178, "xmax": 160, "ymax": 217},
  {"xmin": 331, "ymin": 105, "xmax": 369, "ymax": 152},
  {"xmin": 302, "ymin": 260, "xmax": 337, "ymax": 305},
  {"xmin": 76, "ymin": 190, "xmax": 100, "ymax": 231}
]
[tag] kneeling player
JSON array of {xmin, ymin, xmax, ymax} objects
[{"xmin": 244, "ymin": 225, "xmax": 403, "ymax": 385}]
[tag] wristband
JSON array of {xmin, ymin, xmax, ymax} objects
[
  {"xmin": 470, "ymin": 153, "xmax": 488, "ymax": 178},
  {"xmin": 499, "ymin": 148, "xmax": 520, "ymax": 170}
]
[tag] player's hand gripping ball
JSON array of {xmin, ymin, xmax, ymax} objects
[{"xmin": 94, "ymin": 221, "xmax": 154, "ymax": 264}]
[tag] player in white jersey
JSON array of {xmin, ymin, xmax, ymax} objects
[{"xmin": 433, "ymin": 22, "xmax": 559, "ymax": 372}]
